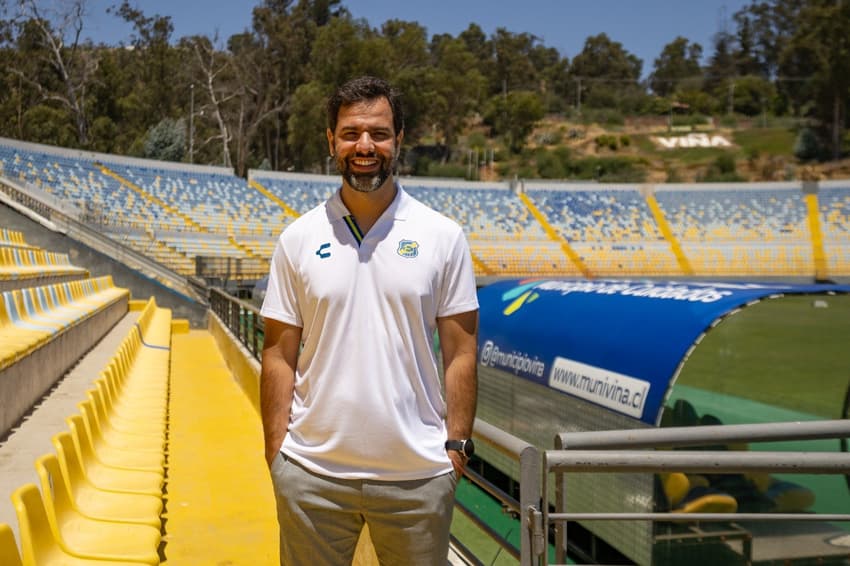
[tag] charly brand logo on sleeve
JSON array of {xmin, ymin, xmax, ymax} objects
[
  {"xmin": 397, "ymin": 239, "xmax": 419, "ymax": 258},
  {"xmin": 315, "ymin": 243, "xmax": 331, "ymax": 259}
]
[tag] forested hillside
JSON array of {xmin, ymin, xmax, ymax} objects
[{"xmin": 1, "ymin": 0, "xmax": 848, "ymax": 182}]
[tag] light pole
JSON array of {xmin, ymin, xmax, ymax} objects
[{"xmin": 189, "ymin": 84, "xmax": 195, "ymax": 164}]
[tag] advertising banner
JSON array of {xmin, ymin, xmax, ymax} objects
[{"xmin": 478, "ymin": 278, "xmax": 850, "ymax": 425}]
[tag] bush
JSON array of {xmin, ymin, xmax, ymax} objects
[
  {"xmin": 719, "ymin": 114, "xmax": 739, "ymax": 128},
  {"xmin": 536, "ymin": 151, "xmax": 566, "ymax": 179},
  {"xmin": 143, "ymin": 117, "xmax": 186, "ymax": 162},
  {"xmin": 466, "ymin": 132, "xmax": 488, "ymax": 150},
  {"xmin": 714, "ymin": 153, "xmax": 737, "ymax": 175},
  {"xmin": 569, "ymin": 156, "xmax": 647, "ymax": 182},
  {"xmin": 580, "ymin": 108, "xmax": 625, "ymax": 127},
  {"xmin": 665, "ymin": 165, "xmax": 683, "ymax": 183},
  {"xmin": 793, "ymin": 128, "xmax": 821, "ymax": 161},
  {"xmin": 595, "ymin": 134, "xmax": 619, "ymax": 151},
  {"xmin": 700, "ymin": 154, "xmax": 745, "ymax": 182},
  {"xmin": 427, "ymin": 162, "xmax": 467, "ymax": 179},
  {"xmin": 534, "ymin": 129, "xmax": 563, "ymax": 146}
]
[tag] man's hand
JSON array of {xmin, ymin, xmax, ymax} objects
[{"xmin": 447, "ymin": 449, "xmax": 467, "ymax": 479}]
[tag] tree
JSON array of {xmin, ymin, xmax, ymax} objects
[
  {"xmin": 143, "ymin": 117, "xmax": 186, "ymax": 162},
  {"xmin": 649, "ymin": 37, "xmax": 703, "ymax": 97},
  {"xmin": 731, "ymin": 75, "xmax": 776, "ymax": 117},
  {"xmin": 8, "ymin": 0, "xmax": 100, "ymax": 146},
  {"xmin": 426, "ymin": 36, "xmax": 486, "ymax": 157},
  {"xmin": 308, "ymin": 16, "xmax": 385, "ymax": 88},
  {"xmin": 377, "ymin": 19, "xmax": 430, "ymax": 142},
  {"xmin": 569, "ymin": 33, "xmax": 643, "ymax": 112},
  {"xmin": 483, "ymin": 90, "xmax": 544, "ymax": 154},
  {"xmin": 250, "ymin": 0, "xmax": 324, "ymax": 170},
  {"xmin": 226, "ymin": 30, "xmax": 290, "ymax": 176},
  {"xmin": 286, "ymin": 80, "xmax": 328, "ymax": 171},
  {"xmin": 490, "ymin": 28, "xmax": 541, "ymax": 95},
  {"xmin": 779, "ymin": 1, "xmax": 850, "ymax": 160},
  {"xmin": 733, "ymin": 0, "xmax": 805, "ymax": 79},
  {"xmin": 704, "ymin": 30, "xmax": 737, "ymax": 97},
  {"xmin": 186, "ymin": 35, "xmax": 235, "ymax": 169},
  {"xmin": 111, "ymin": 1, "xmax": 178, "ymax": 125}
]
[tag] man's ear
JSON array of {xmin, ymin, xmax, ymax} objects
[
  {"xmin": 326, "ymin": 128, "xmax": 335, "ymax": 156},
  {"xmin": 395, "ymin": 129, "xmax": 404, "ymax": 158}
]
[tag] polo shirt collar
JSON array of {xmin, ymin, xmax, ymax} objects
[{"xmin": 326, "ymin": 182, "xmax": 411, "ymax": 223}]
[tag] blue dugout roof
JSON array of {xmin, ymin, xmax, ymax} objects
[{"xmin": 477, "ymin": 278, "xmax": 850, "ymax": 426}]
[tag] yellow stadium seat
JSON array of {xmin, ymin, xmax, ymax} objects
[
  {"xmin": 11, "ymin": 484, "xmax": 144, "ymax": 566},
  {"xmin": 49, "ymin": 439, "xmax": 162, "ymax": 527},
  {"xmin": 78, "ymin": 398, "xmax": 163, "ymax": 455},
  {"xmin": 0, "ymin": 523, "xmax": 22, "ymax": 566},
  {"xmin": 69, "ymin": 411, "xmax": 164, "ymax": 473},
  {"xmin": 58, "ymin": 425, "xmax": 162, "ymax": 497},
  {"xmin": 33, "ymin": 462, "xmax": 161, "ymax": 565},
  {"xmin": 88, "ymin": 385, "xmax": 165, "ymax": 440}
]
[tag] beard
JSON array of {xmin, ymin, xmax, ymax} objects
[{"xmin": 336, "ymin": 152, "xmax": 397, "ymax": 193}]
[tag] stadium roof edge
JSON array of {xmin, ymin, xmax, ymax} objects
[{"xmin": 0, "ymin": 136, "xmax": 236, "ymax": 176}]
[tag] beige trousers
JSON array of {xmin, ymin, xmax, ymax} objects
[{"xmin": 271, "ymin": 453, "xmax": 457, "ymax": 566}]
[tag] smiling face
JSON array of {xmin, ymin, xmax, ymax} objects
[{"xmin": 327, "ymin": 96, "xmax": 403, "ymax": 194}]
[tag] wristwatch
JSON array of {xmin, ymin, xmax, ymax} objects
[{"xmin": 445, "ymin": 438, "xmax": 475, "ymax": 459}]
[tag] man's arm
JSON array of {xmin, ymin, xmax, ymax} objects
[
  {"xmin": 260, "ymin": 317, "xmax": 302, "ymax": 467},
  {"xmin": 437, "ymin": 309, "xmax": 479, "ymax": 476}
]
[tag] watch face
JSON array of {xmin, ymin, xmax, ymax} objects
[{"xmin": 463, "ymin": 438, "xmax": 475, "ymax": 458}]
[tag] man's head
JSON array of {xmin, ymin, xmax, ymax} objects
[
  {"xmin": 326, "ymin": 76, "xmax": 404, "ymax": 136},
  {"xmin": 326, "ymin": 76, "xmax": 404, "ymax": 193}
]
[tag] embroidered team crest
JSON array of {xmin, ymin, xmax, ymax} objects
[{"xmin": 397, "ymin": 239, "xmax": 419, "ymax": 258}]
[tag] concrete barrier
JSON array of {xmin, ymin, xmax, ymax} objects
[{"xmin": 0, "ymin": 295, "xmax": 128, "ymax": 437}]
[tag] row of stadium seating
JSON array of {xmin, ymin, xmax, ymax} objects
[
  {"xmin": 1, "ymin": 229, "xmax": 29, "ymax": 248},
  {"xmin": 660, "ymin": 400, "xmax": 815, "ymax": 515},
  {"xmin": 0, "ymin": 296, "xmax": 170, "ymax": 564},
  {"xmin": 1, "ymin": 136, "xmax": 849, "ymax": 280},
  {"xmin": 0, "ymin": 223, "xmax": 284, "ymax": 562},
  {"xmin": 0, "ymin": 247, "xmax": 88, "ymax": 284},
  {"xmin": 0, "ymin": 277, "xmax": 126, "ymax": 370}
]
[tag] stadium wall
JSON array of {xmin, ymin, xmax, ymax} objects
[{"xmin": 208, "ymin": 312, "xmax": 261, "ymax": 414}]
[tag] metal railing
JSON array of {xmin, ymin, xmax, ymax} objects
[
  {"xmin": 209, "ymin": 287, "xmax": 264, "ymax": 359},
  {"xmin": 454, "ymin": 419, "xmax": 542, "ymax": 566},
  {"xmin": 543, "ymin": 420, "xmax": 850, "ymax": 565}
]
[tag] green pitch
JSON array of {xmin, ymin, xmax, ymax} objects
[
  {"xmin": 667, "ymin": 292, "xmax": 850, "ymax": 520},
  {"xmin": 675, "ymin": 293, "xmax": 850, "ymax": 419}
]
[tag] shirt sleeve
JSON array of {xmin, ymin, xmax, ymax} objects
[
  {"xmin": 437, "ymin": 226, "xmax": 479, "ymax": 318},
  {"xmin": 260, "ymin": 232, "xmax": 303, "ymax": 327}
]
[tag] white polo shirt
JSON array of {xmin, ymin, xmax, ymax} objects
[{"xmin": 261, "ymin": 185, "xmax": 478, "ymax": 480}]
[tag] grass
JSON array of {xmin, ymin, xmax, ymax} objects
[
  {"xmin": 450, "ymin": 477, "xmax": 524, "ymax": 566},
  {"xmin": 667, "ymin": 294, "xmax": 850, "ymax": 523},
  {"xmin": 451, "ymin": 477, "xmax": 559, "ymax": 565},
  {"xmin": 733, "ymin": 128, "xmax": 796, "ymax": 156},
  {"xmin": 675, "ymin": 293, "xmax": 850, "ymax": 419}
]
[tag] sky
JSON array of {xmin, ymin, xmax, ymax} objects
[{"xmin": 80, "ymin": 0, "xmax": 753, "ymax": 75}]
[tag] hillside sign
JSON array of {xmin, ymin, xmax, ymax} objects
[{"xmin": 652, "ymin": 133, "xmax": 732, "ymax": 149}]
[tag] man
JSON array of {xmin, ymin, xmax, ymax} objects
[{"xmin": 260, "ymin": 75, "xmax": 479, "ymax": 566}]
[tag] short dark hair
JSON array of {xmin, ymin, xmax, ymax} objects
[{"xmin": 326, "ymin": 76, "xmax": 404, "ymax": 135}]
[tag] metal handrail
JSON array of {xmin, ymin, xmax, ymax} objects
[
  {"xmin": 545, "ymin": 420, "xmax": 850, "ymax": 566},
  {"xmin": 209, "ymin": 287, "xmax": 264, "ymax": 359},
  {"xmin": 469, "ymin": 418, "xmax": 542, "ymax": 566},
  {"xmin": 556, "ymin": 419, "xmax": 850, "ymax": 450}
]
